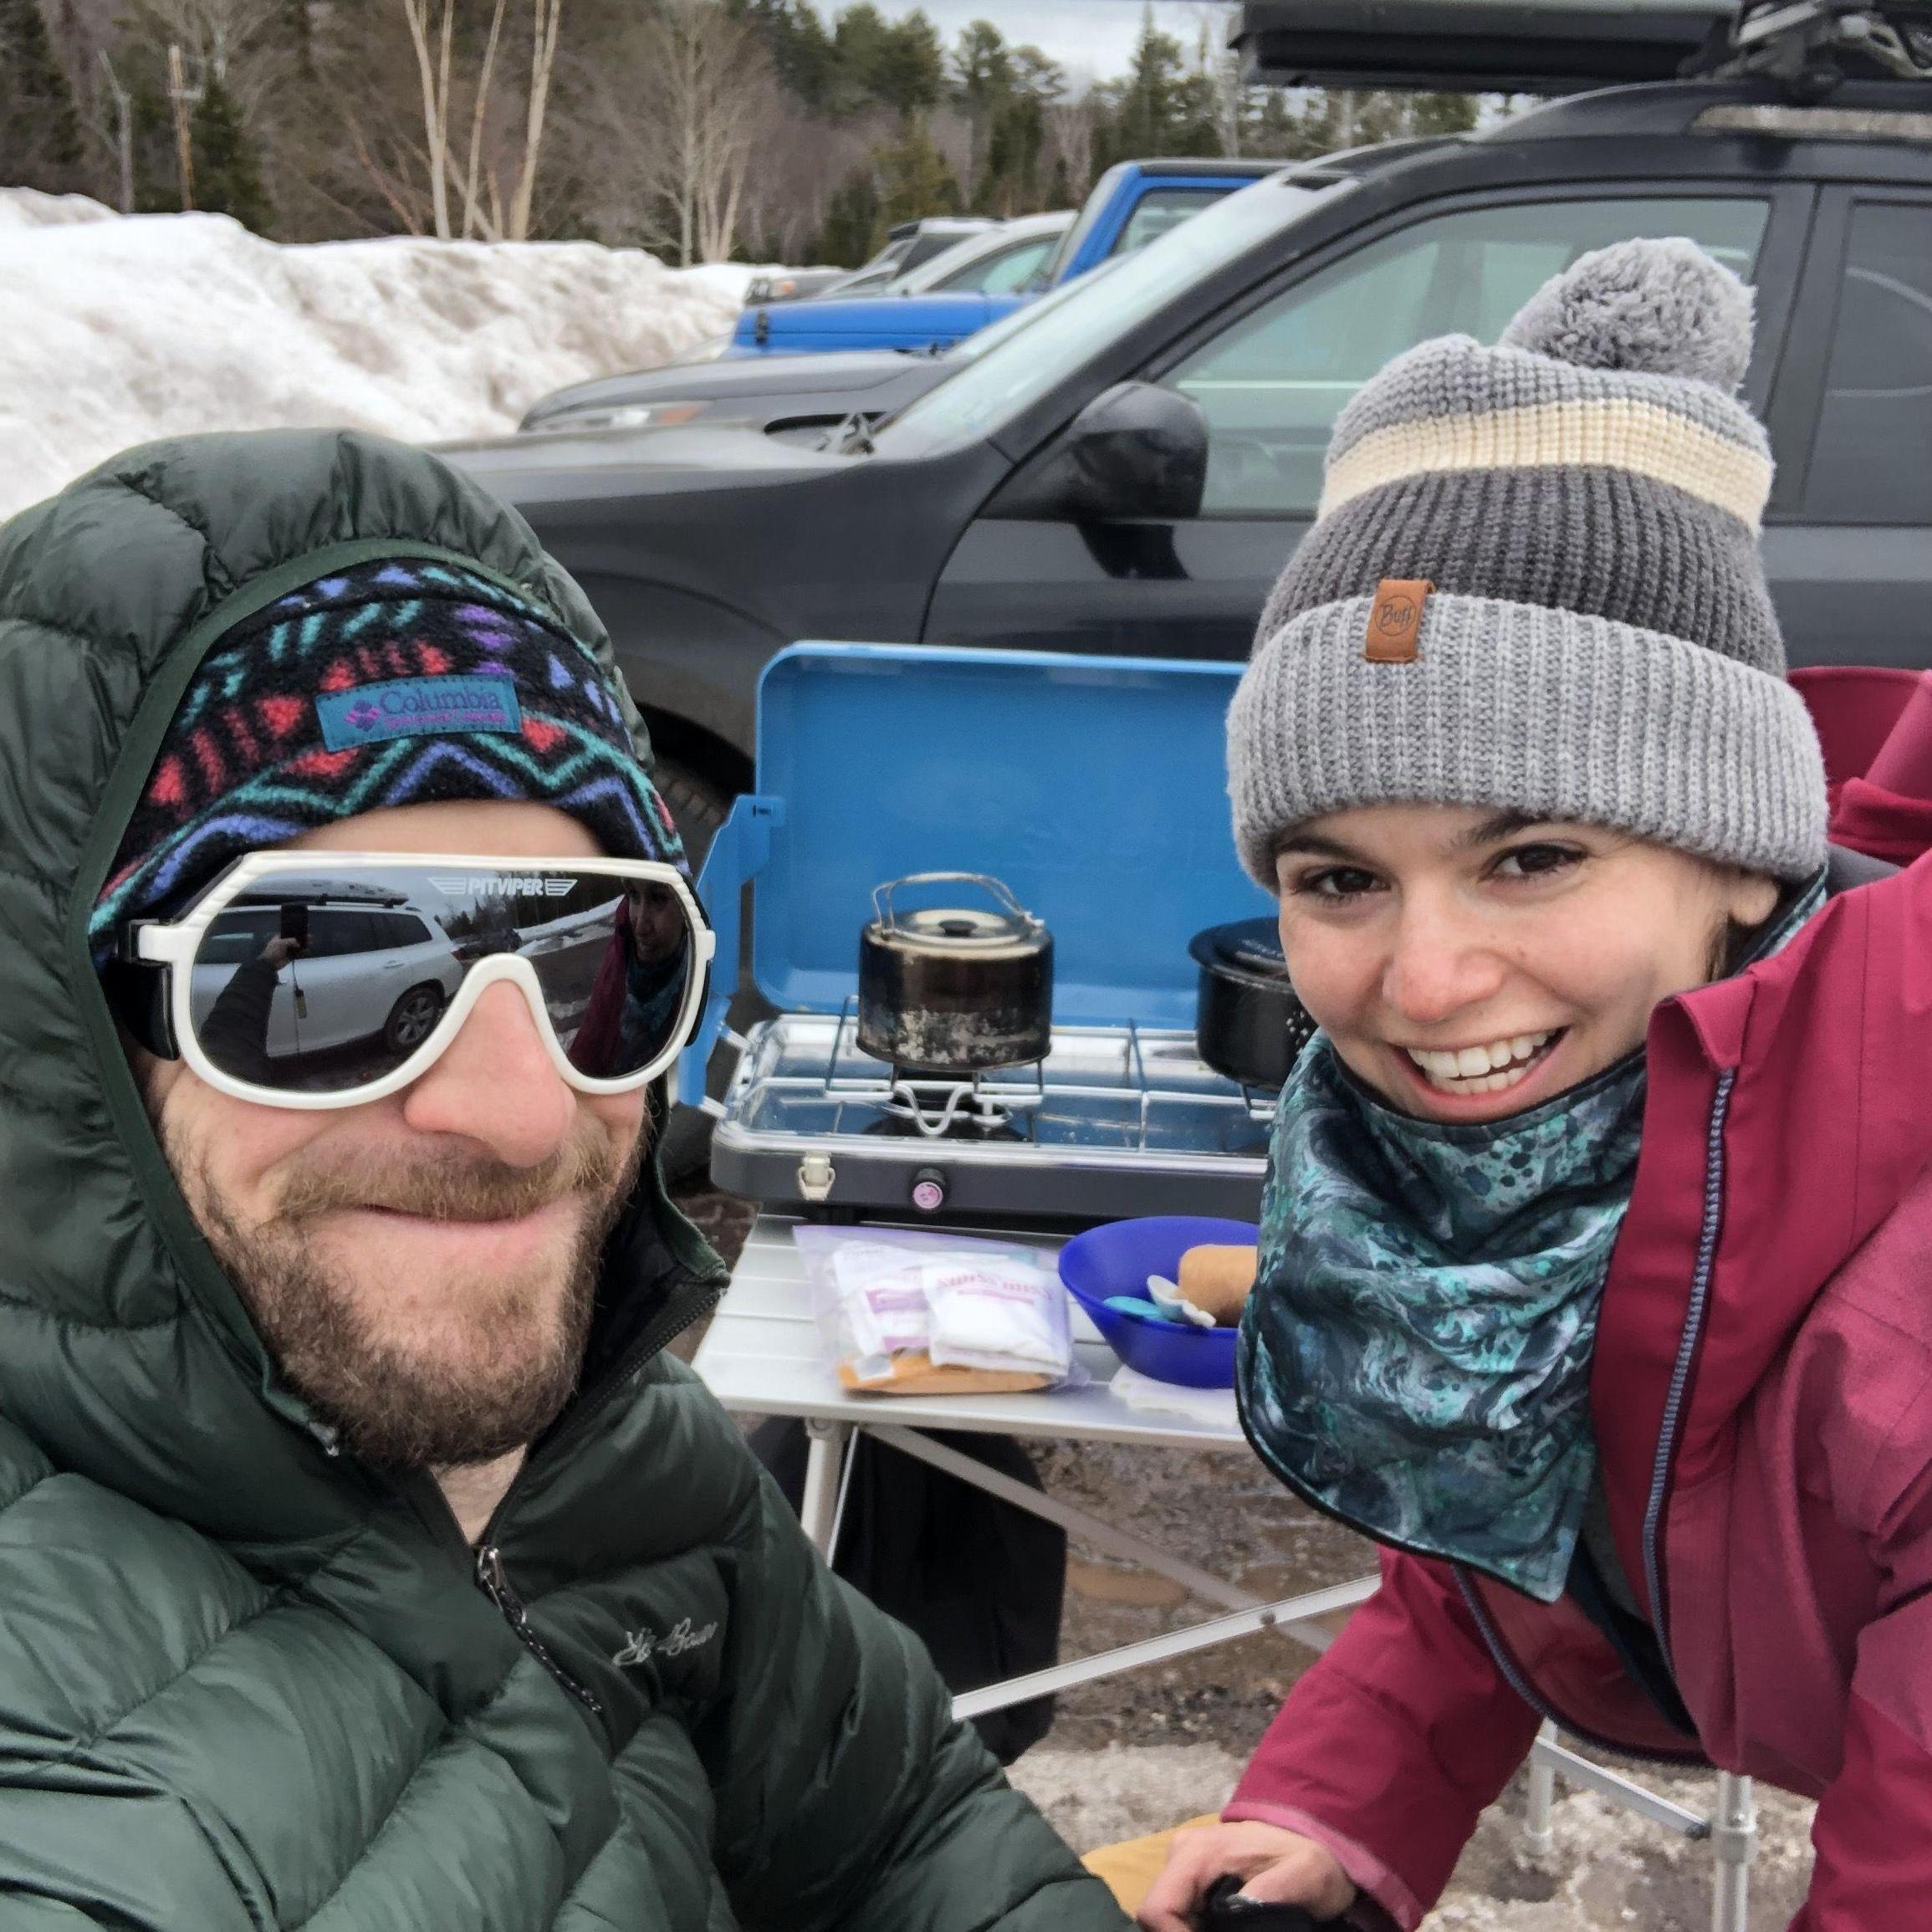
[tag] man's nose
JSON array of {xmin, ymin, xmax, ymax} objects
[
  {"xmin": 399, "ymin": 979, "xmax": 575, "ymax": 1164},
  {"xmin": 1378, "ymin": 892, "xmax": 1508, "ymax": 1029}
]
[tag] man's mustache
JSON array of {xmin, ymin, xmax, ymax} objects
[{"xmin": 273, "ymin": 1131, "xmax": 624, "ymax": 1224}]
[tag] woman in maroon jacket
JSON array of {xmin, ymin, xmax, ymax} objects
[{"xmin": 1142, "ymin": 241, "xmax": 1932, "ymax": 1930}]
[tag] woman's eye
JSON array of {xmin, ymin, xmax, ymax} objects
[
  {"xmin": 1293, "ymin": 866, "xmax": 1383, "ymax": 900},
  {"xmin": 1493, "ymin": 843, "xmax": 1583, "ymax": 880}
]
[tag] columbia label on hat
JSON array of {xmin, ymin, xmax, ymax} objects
[{"xmin": 1365, "ymin": 579, "xmax": 1433, "ymax": 663}]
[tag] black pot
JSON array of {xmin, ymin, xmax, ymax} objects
[
  {"xmin": 1189, "ymin": 917, "xmax": 1316, "ymax": 1091},
  {"xmin": 857, "ymin": 872, "xmax": 1053, "ymax": 1075}
]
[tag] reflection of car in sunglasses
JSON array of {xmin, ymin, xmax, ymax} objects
[{"xmin": 191, "ymin": 891, "xmax": 463, "ymax": 1061}]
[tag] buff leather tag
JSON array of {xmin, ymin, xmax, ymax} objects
[{"xmin": 1365, "ymin": 579, "xmax": 1432, "ymax": 662}]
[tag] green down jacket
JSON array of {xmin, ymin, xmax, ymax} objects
[{"xmin": 0, "ymin": 430, "xmax": 1130, "ymax": 1931}]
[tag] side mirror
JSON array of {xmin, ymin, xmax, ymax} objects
[{"xmin": 991, "ymin": 381, "xmax": 1208, "ymax": 524}]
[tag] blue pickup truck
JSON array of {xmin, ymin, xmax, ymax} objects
[{"xmin": 729, "ymin": 157, "xmax": 1283, "ymax": 357}]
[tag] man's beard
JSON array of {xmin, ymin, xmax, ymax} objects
[{"xmin": 177, "ymin": 1125, "xmax": 644, "ymax": 1470}]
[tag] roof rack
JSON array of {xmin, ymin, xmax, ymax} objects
[
  {"xmin": 1233, "ymin": 0, "xmax": 1932, "ymax": 98},
  {"xmin": 1713, "ymin": 2, "xmax": 1932, "ymax": 97},
  {"xmin": 1233, "ymin": 1, "xmax": 1733, "ymax": 94}
]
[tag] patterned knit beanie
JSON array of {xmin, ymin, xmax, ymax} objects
[
  {"xmin": 1227, "ymin": 237, "xmax": 1828, "ymax": 889},
  {"xmin": 89, "ymin": 557, "xmax": 683, "ymax": 959}
]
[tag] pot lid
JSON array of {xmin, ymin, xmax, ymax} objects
[
  {"xmin": 887, "ymin": 904, "xmax": 1034, "ymax": 948},
  {"xmin": 1189, "ymin": 916, "xmax": 1292, "ymax": 981},
  {"xmin": 870, "ymin": 871, "xmax": 1045, "ymax": 949}
]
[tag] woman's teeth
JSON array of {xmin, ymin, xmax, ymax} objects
[{"xmin": 1405, "ymin": 1030, "xmax": 1559, "ymax": 1095}]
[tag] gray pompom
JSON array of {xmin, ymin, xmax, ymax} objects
[{"xmin": 1500, "ymin": 238, "xmax": 1755, "ymax": 391}]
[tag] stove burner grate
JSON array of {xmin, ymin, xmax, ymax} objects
[{"xmin": 863, "ymin": 1055, "xmax": 1046, "ymax": 1139}]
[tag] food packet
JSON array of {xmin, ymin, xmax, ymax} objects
[
  {"xmin": 923, "ymin": 1256, "xmax": 1069, "ymax": 1373},
  {"xmin": 794, "ymin": 1224, "xmax": 1074, "ymax": 1395}
]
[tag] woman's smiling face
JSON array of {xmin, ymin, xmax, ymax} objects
[{"xmin": 1274, "ymin": 804, "xmax": 1781, "ymax": 1123}]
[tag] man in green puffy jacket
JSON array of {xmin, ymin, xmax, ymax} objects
[{"xmin": 0, "ymin": 428, "xmax": 1131, "ymax": 1931}]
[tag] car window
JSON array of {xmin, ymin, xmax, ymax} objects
[
  {"xmin": 1116, "ymin": 187, "xmax": 1226, "ymax": 258},
  {"xmin": 879, "ymin": 177, "xmax": 1342, "ymax": 455},
  {"xmin": 198, "ymin": 908, "xmax": 279, "ymax": 966},
  {"xmin": 1802, "ymin": 200, "xmax": 1932, "ymax": 526},
  {"xmin": 938, "ymin": 234, "xmax": 1059, "ymax": 294},
  {"xmin": 305, "ymin": 909, "xmax": 386, "ymax": 957},
  {"xmin": 1163, "ymin": 195, "xmax": 1771, "ymax": 518},
  {"xmin": 376, "ymin": 912, "xmax": 432, "ymax": 947}
]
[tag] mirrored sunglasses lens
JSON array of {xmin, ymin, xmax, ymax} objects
[
  {"xmin": 189, "ymin": 890, "xmax": 447, "ymax": 1091},
  {"xmin": 187, "ymin": 866, "xmax": 696, "ymax": 1093},
  {"xmin": 548, "ymin": 878, "xmax": 698, "ymax": 1080}
]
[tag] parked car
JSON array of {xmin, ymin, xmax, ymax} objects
[
  {"xmin": 743, "ymin": 267, "xmax": 848, "ymax": 304},
  {"xmin": 515, "ymin": 258, "xmax": 1116, "ymax": 439},
  {"xmin": 192, "ymin": 887, "xmax": 463, "ymax": 1061},
  {"xmin": 805, "ymin": 217, "xmax": 999, "ymax": 300},
  {"xmin": 452, "ymin": 7, "xmax": 1932, "ymax": 858},
  {"xmin": 728, "ymin": 160, "xmax": 1284, "ymax": 358},
  {"xmin": 883, "ymin": 210, "xmax": 1073, "ymax": 297}
]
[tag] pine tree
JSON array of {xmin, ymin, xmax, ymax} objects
[
  {"xmin": 1090, "ymin": 10, "xmax": 1219, "ymax": 175},
  {"xmin": 191, "ymin": 71, "xmax": 273, "ymax": 232},
  {"xmin": 815, "ymin": 166, "xmax": 882, "ymax": 265},
  {"xmin": 876, "ymin": 114, "xmax": 958, "ymax": 225},
  {"xmin": 0, "ymin": 0, "xmax": 86, "ymax": 193}
]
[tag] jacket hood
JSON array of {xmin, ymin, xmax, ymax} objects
[{"xmin": 0, "ymin": 427, "xmax": 716, "ymax": 1548}]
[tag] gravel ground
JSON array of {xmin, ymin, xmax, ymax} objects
[{"xmin": 672, "ymin": 1178, "xmax": 1817, "ymax": 1928}]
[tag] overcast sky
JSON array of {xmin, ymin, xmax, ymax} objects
[{"xmin": 869, "ymin": 1, "xmax": 1239, "ymax": 88}]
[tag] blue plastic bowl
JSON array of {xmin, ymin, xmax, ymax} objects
[{"xmin": 1059, "ymin": 1216, "xmax": 1258, "ymax": 1388}]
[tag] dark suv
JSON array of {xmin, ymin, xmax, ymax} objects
[{"xmin": 447, "ymin": 8, "xmax": 1932, "ymax": 846}]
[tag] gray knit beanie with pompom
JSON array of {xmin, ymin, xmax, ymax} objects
[{"xmin": 1227, "ymin": 237, "xmax": 1828, "ymax": 888}]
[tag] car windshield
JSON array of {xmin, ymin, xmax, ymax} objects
[
  {"xmin": 898, "ymin": 222, "xmax": 1069, "ymax": 295},
  {"xmin": 875, "ymin": 176, "xmax": 1342, "ymax": 456}
]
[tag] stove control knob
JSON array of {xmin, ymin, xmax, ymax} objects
[
  {"xmin": 797, "ymin": 1153, "xmax": 836, "ymax": 1204},
  {"xmin": 910, "ymin": 1168, "xmax": 948, "ymax": 1214}
]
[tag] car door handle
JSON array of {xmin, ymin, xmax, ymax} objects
[{"xmin": 383, "ymin": 959, "xmax": 404, "ymax": 969}]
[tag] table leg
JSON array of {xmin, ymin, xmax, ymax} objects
[
  {"xmin": 1524, "ymin": 1720, "xmax": 1556, "ymax": 1858},
  {"xmin": 800, "ymin": 1418, "xmax": 852, "ymax": 1558},
  {"xmin": 1710, "ymin": 1772, "xmax": 1756, "ymax": 1932}
]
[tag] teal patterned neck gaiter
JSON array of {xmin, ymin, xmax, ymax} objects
[
  {"xmin": 1239, "ymin": 1043, "xmax": 1644, "ymax": 1602},
  {"xmin": 1237, "ymin": 873, "xmax": 1827, "ymax": 1603}
]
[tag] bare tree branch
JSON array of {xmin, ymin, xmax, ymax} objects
[
  {"xmin": 508, "ymin": 0, "xmax": 562, "ymax": 241},
  {"xmin": 348, "ymin": 115, "xmax": 427, "ymax": 234},
  {"xmin": 632, "ymin": 0, "xmax": 771, "ymax": 265},
  {"xmin": 461, "ymin": 0, "xmax": 509, "ymax": 239},
  {"xmin": 166, "ymin": 43, "xmax": 197, "ymax": 208},
  {"xmin": 399, "ymin": 0, "xmax": 452, "ymax": 238},
  {"xmin": 97, "ymin": 52, "xmax": 135, "ymax": 213}
]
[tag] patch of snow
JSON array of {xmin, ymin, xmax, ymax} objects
[
  {"xmin": 1008, "ymin": 1741, "xmax": 1243, "ymax": 1852},
  {"xmin": 0, "ymin": 191, "xmax": 755, "ymax": 522},
  {"xmin": 1010, "ymin": 1742, "xmax": 1817, "ymax": 1930},
  {"xmin": 0, "ymin": 188, "xmax": 121, "ymax": 230}
]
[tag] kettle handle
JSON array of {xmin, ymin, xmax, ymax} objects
[{"xmin": 871, "ymin": 871, "xmax": 1032, "ymax": 932}]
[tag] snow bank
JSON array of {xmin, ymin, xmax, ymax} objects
[
  {"xmin": 0, "ymin": 188, "xmax": 120, "ymax": 230},
  {"xmin": 0, "ymin": 190, "xmax": 754, "ymax": 522}
]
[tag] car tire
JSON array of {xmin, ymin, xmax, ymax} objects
[
  {"xmin": 653, "ymin": 755, "xmax": 731, "ymax": 874},
  {"xmin": 651, "ymin": 756, "xmax": 735, "ymax": 1188},
  {"xmin": 384, "ymin": 983, "xmax": 446, "ymax": 1055}
]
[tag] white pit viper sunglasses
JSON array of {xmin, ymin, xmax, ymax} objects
[{"xmin": 123, "ymin": 851, "xmax": 713, "ymax": 1110}]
